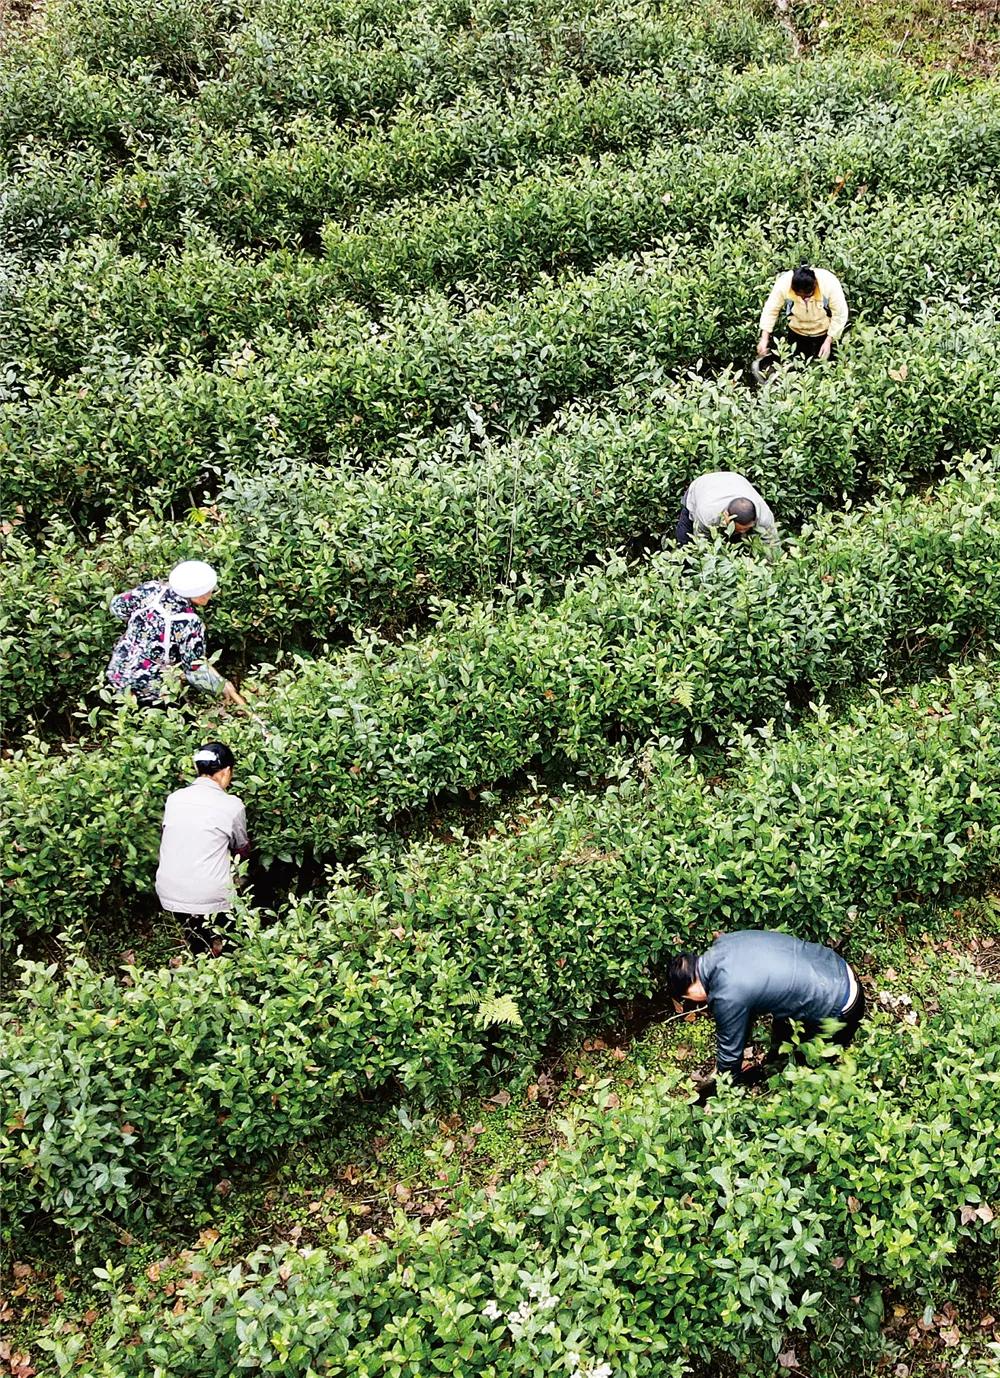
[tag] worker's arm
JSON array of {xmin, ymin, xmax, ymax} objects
[
  {"xmin": 108, "ymin": 585, "xmax": 144, "ymax": 622},
  {"xmin": 826, "ymin": 275, "xmax": 849, "ymax": 342},
  {"xmin": 175, "ymin": 617, "xmax": 227, "ymax": 696},
  {"xmin": 757, "ymin": 275, "xmax": 788, "ymax": 354},
  {"xmin": 230, "ymin": 804, "xmax": 251, "ymax": 862},
  {"xmin": 712, "ymin": 999, "xmax": 752, "ymax": 1083}
]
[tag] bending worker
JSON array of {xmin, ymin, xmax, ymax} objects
[
  {"xmin": 758, "ymin": 263, "xmax": 848, "ymax": 360},
  {"xmin": 155, "ymin": 741, "xmax": 250, "ymax": 955},
  {"xmin": 667, "ymin": 929, "xmax": 866, "ymax": 1096},
  {"xmin": 676, "ymin": 471, "xmax": 779, "ymax": 549},
  {"xmin": 106, "ymin": 559, "xmax": 245, "ymax": 709}
]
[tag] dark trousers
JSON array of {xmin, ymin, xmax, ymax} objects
[
  {"xmin": 675, "ymin": 504, "xmax": 695, "ymax": 547},
  {"xmin": 165, "ymin": 911, "xmax": 227, "ymax": 955},
  {"xmin": 769, "ymin": 983, "xmax": 868, "ymax": 1062},
  {"xmin": 789, "ymin": 331, "xmax": 835, "ymax": 360}
]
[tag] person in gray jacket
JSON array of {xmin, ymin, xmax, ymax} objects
[
  {"xmin": 675, "ymin": 471, "xmax": 779, "ymax": 550},
  {"xmin": 156, "ymin": 741, "xmax": 250, "ymax": 954},
  {"xmin": 667, "ymin": 930, "xmax": 866, "ymax": 1093}
]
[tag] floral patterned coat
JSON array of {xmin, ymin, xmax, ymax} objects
[{"xmin": 106, "ymin": 581, "xmax": 224, "ymax": 700}]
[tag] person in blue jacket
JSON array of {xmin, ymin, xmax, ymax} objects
[{"xmin": 667, "ymin": 930, "xmax": 866, "ymax": 1095}]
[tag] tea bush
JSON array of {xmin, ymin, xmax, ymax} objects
[
  {"xmin": 1, "ymin": 70, "xmax": 989, "ymax": 372},
  {"xmin": 4, "ymin": 464, "xmax": 1000, "ymax": 937},
  {"xmin": 3, "ymin": 671, "xmax": 999, "ymax": 1233},
  {"xmin": 4, "ymin": 306, "xmax": 999, "ymax": 736},
  {"xmin": 4, "ymin": 41, "xmax": 931, "ymax": 262},
  {"xmin": 0, "ymin": 0, "xmax": 786, "ymax": 161},
  {"xmin": 6, "ymin": 191, "xmax": 1000, "ymax": 531},
  {"xmin": 30, "ymin": 970, "xmax": 1000, "ymax": 1376}
]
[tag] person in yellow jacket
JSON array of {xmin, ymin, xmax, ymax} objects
[{"xmin": 757, "ymin": 264, "xmax": 849, "ymax": 361}]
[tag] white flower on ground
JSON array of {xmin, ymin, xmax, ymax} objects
[{"xmin": 481, "ymin": 1299, "xmax": 502, "ymax": 1321}]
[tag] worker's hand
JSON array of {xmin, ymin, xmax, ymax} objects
[
  {"xmin": 818, "ymin": 336, "xmax": 833, "ymax": 360},
  {"xmin": 756, "ymin": 334, "xmax": 771, "ymax": 357},
  {"xmin": 222, "ymin": 679, "xmax": 247, "ymax": 709}
]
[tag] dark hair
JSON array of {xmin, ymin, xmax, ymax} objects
[
  {"xmin": 193, "ymin": 741, "xmax": 235, "ymax": 776},
  {"xmin": 666, "ymin": 953, "xmax": 699, "ymax": 1001},
  {"xmin": 791, "ymin": 264, "xmax": 817, "ymax": 297},
  {"xmin": 727, "ymin": 497, "xmax": 757, "ymax": 526}
]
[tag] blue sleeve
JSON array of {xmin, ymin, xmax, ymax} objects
[{"xmin": 712, "ymin": 998, "xmax": 752, "ymax": 1079}]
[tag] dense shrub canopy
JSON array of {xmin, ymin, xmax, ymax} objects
[{"xmin": 3, "ymin": 0, "xmax": 1000, "ymax": 1370}]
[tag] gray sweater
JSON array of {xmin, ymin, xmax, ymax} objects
[{"xmin": 697, "ymin": 930, "xmax": 851, "ymax": 1077}]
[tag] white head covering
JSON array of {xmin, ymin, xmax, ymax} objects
[{"xmin": 168, "ymin": 560, "xmax": 218, "ymax": 600}]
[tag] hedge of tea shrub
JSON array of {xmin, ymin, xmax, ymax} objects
[
  {"xmin": 0, "ymin": 0, "xmax": 787, "ymax": 162},
  {"xmin": 4, "ymin": 305, "xmax": 999, "ymax": 737},
  {"xmin": 3, "ymin": 669, "xmax": 999, "ymax": 1234},
  {"xmin": 4, "ymin": 463, "xmax": 1000, "ymax": 938},
  {"xmin": 6, "ymin": 189, "xmax": 1000, "ymax": 532},
  {"xmin": 4, "ymin": 36, "xmax": 935, "ymax": 263},
  {"xmin": 2, "ymin": 69, "xmax": 990, "ymax": 373},
  {"xmin": 31, "ymin": 970, "xmax": 1000, "ymax": 1377},
  {"xmin": 15, "ymin": 0, "xmax": 770, "ymax": 93}
]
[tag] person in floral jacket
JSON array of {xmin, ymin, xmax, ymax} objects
[{"xmin": 106, "ymin": 560, "xmax": 245, "ymax": 708}]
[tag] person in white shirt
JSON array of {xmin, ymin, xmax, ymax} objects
[
  {"xmin": 156, "ymin": 742, "xmax": 249, "ymax": 954},
  {"xmin": 675, "ymin": 471, "xmax": 779, "ymax": 550},
  {"xmin": 758, "ymin": 264, "xmax": 849, "ymax": 361}
]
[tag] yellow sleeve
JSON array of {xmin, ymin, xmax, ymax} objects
[
  {"xmin": 826, "ymin": 273, "xmax": 849, "ymax": 341},
  {"xmin": 759, "ymin": 274, "xmax": 790, "ymax": 336}
]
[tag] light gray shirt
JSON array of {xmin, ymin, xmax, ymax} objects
[
  {"xmin": 684, "ymin": 471, "xmax": 779, "ymax": 544},
  {"xmin": 155, "ymin": 776, "xmax": 249, "ymax": 916}
]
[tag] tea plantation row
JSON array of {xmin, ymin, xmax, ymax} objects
[
  {"xmin": 1, "ymin": 0, "xmax": 786, "ymax": 163},
  {"xmin": 5, "ymin": 463, "xmax": 1000, "ymax": 938},
  {"xmin": 4, "ymin": 668, "xmax": 998, "ymax": 1235},
  {"xmin": 3, "ymin": 69, "xmax": 990, "ymax": 372},
  {"xmin": 4, "ymin": 305, "xmax": 999, "ymax": 736},
  {"xmin": 0, "ymin": 53, "xmax": 925, "ymax": 358},
  {"xmin": 7, "ymin": 190, "xmax": 1000, "ymax": 531},
  {"xmin": 3, "ymin": 0, "xmax": 778, "ymax": 145},
  {"xmin": 6, "ymin": 42, "xmax": 935, "ymax": 260},
  {"xmin": 30, "ymin": 968, "xmax": 1000, "ymax": 1377}
]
